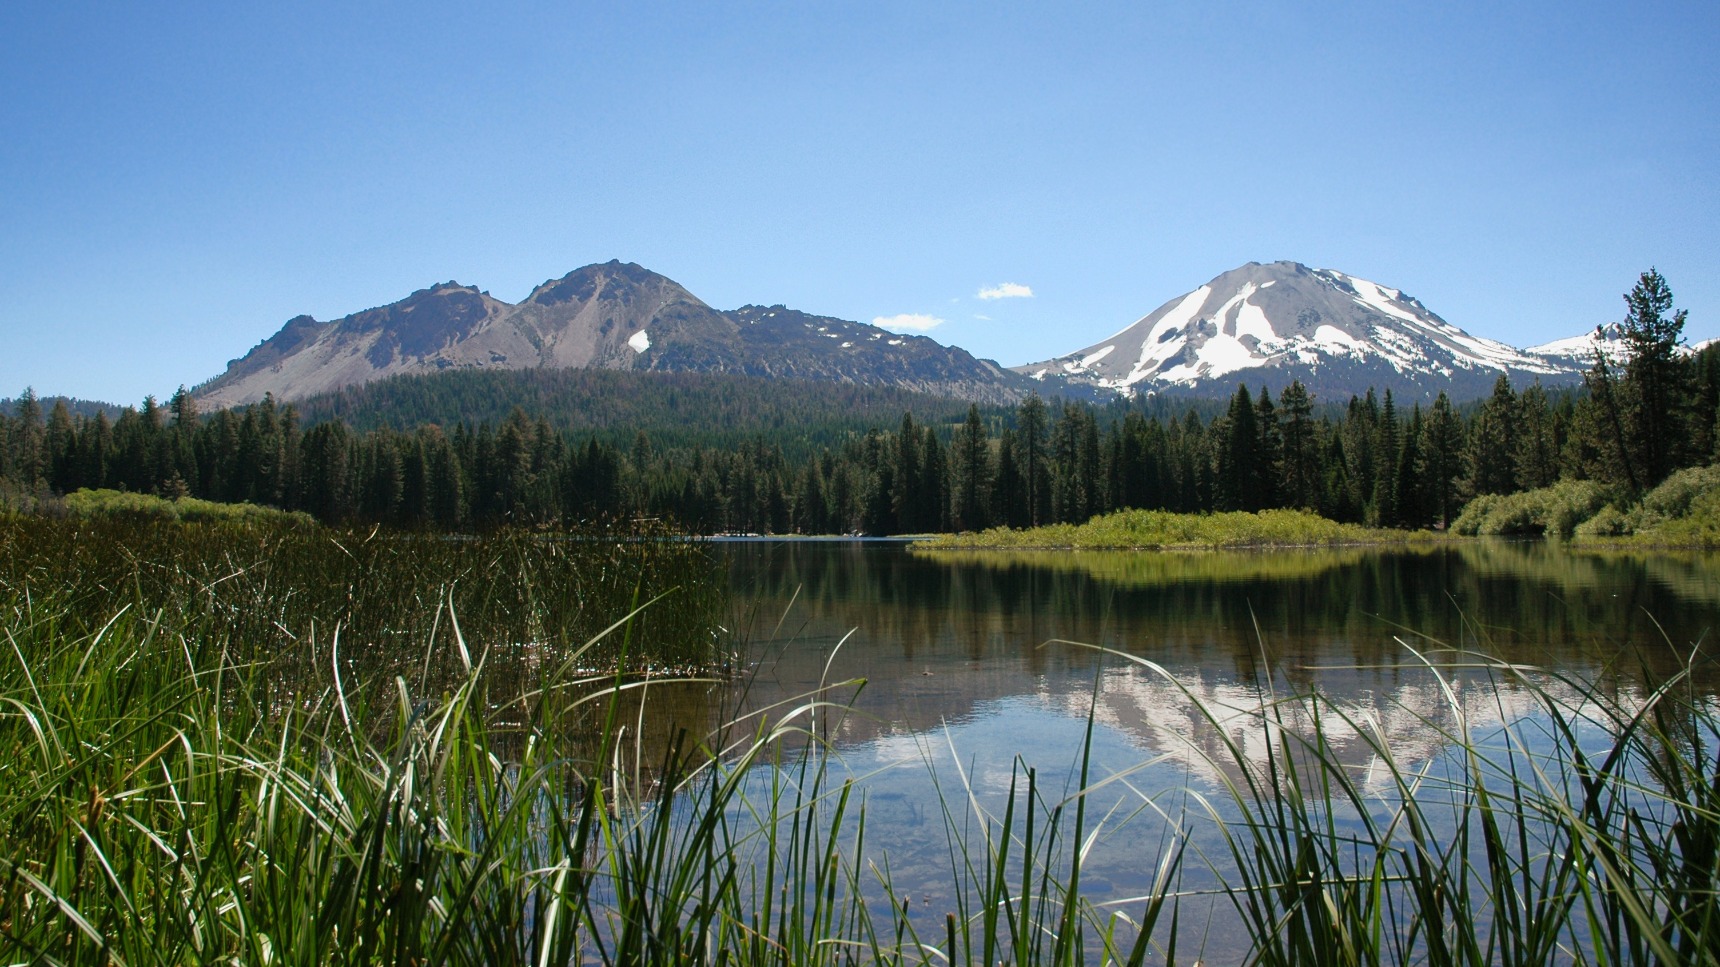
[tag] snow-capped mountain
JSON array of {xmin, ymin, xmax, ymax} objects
[
  {"xmin": 1526, "ymin": 322, "xmax": 1626, "ymax": 364},
  {"xmin": 1016, "ymin": 261, "xmax": 1590, "ymax": 401},
  {"xmin": 1527, "ymin": 323, "xmax": 1718, "ymax": 364}
]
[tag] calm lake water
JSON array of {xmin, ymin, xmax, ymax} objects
[
  {"xmin": 714, "ymin": 537, "xmax": 1720, "ymax": 741},
  {"xmin": 661, "ymin": 539, "xmax": 1720, "ymax": 955}
]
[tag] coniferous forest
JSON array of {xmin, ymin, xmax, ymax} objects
[{"xmin": 1, "ymin": 271, "xmax": 1712, "ymax": 537}]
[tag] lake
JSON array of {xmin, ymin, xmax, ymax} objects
[{"xmin": 666, "ymin": 539, "xmax": 1720, "ymax": 958}]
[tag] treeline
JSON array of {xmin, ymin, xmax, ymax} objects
[{"xmin": 1, "ymin": 271, "xmax": 1706, "ymax": 536}]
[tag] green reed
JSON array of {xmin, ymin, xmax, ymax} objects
[
  {"xmin": 1079, "ymin": 635, "xmax": 1720, "ymax": 966},
  {"xmin": 5, "ymin": 516, "xmax": 1720, "ymax": 964}
]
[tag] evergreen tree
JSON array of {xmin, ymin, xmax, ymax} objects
[
  {"xmin": 44, "ymin": 401, "xmax": 74, "ymax": 492},
  {"xmin": 1395, "ymin": 404, "xmax": 1425, "ymax": 528},
  {"xmin": 1372, "ymin": 390, "xmax": 1400, "ymax": 526},
  {"xmin": 951, "ymin": 404, "xmax": 992, "ymax": 531},
  {"xmin": 1515, "ymin": 382, "xmax": 1560, "ymax": 490},
  {"xmin": 1466, "ymin": 375, "xmax": 1518, "ymax": 496},
  {"xmin": 1619, "ymin": 268, "xmax": 1692, "ymax": 489},
  {"xmin": 992, "ymin": 435, "xmax": 1025, "ymax": 528},
  {"xmin": 793, "ymin": 460, "xmax": 830, "ymax": 534},
  {"xmin": 1422, "ymin": 392, "xmax": 1463, "ymax": 528},
  {"xmin": 1255, "ymin": 386, "xmax": 1282, "ymax": 509},
  {"xmin": 1015, "ymin": 396, "xmax": 1050, "ymax": 526},
  {"xmin": 1278, "ymin": 381, "xmax": 1318, "ymax": 510},
  {"xmin": 299, "ymin": 421, "xmax": 354, "ymax": 522},
  {"xmin": 918, "ymin": 425, "xmax": 949, "ymax": 532},
  {"xmin": 1214, "ymin": 385, "xmax": 1261, "ymax": 511},
  {"xmin": 893, "ymin": 413, "xmax": 922, "ymax": 533},
  {"xmin": 11, "ymin": 390, "xmax": 44, "ymax": 490}
]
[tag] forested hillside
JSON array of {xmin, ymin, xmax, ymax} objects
[
  {"xmin": 2, "ymin": 272, "xmax": 1709, "ymax": 538},
  {"xmin": 286, "ymin": 368, "xmax": 982, "ymax": 457}
]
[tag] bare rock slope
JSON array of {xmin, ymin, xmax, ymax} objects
[{"xmin": 196, "ymin": 261, "xmax": 1038, "ymax": 407}]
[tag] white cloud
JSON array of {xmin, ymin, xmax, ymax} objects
[
  {"xmin": 872, "ymin": 313, "xmax": 945, "ymax": 332},
  {"xmin": 973, "ymin": 314, "xmax": 993, "ymax": 321},
  {"xmin": 977, "ymin": 282, "xmax": 1034, "ymax": 300}
]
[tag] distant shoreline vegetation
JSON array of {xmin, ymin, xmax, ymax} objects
[
  {"xmin": 57, "ymin": 487, "xmax": 319, "ymax": 525},
  {"xmin": 1455, "ymin": 465, "xmax": 1720, "ymax": 547},
  {"xmin": 0, "ymin": 268, "xmax": 1712, "ymax": 543},
  {"xmin": 914, "ymin": 507, "xmax": 1440, "ymax": 550}
]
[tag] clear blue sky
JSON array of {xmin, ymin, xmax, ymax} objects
[{"xmin": 2, "ymin": 1, "xmax": 1715, "ymax": 404}]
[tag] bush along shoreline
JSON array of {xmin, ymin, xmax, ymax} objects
[
  {"xmin": 1451, "ymin": 464, "xmax": 1720, "ymax": 546},
  {"xmin": 914, "ymin": 507, "xmax": 1441, "ymax": 550}
]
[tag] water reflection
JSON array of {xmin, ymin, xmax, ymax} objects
[
  {"xmin": 713, "ymin": 540, "xmax": 1720, "ymax": 754},
  {"xmin": 668, "ymin": 541, "xmax": 1720, "ymax": 958}
]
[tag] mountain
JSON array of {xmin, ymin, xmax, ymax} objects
[
  {"xmin": 194, "ymin": 261, "xmax": 1040, "ymax": 408},
  {"xmin": 1526, "ymin": 322, "xmax": 1625, "ymax": 365},
  {"xmin": 1015, "ymin": 261, "xmax": 1590, "ymax": 401}
]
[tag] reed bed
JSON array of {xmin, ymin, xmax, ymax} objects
[{"xmin": 3, "ymin": 518, "xmax": 1720, "ymax": 964}]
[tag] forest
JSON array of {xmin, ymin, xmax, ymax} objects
[{"xmin": 1, "ymin": 271, "xmax": 1709, "ymax": 538}]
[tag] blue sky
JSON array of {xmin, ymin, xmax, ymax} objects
[{"xmin": 2, "ymin": 1, "xmax": 1715, "ymax": 404}]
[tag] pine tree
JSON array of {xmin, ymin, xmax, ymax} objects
[
  {"xmin": 1515, "ymin": 382, "xmax": 1560, "ymax": 490},
  {"xmin": 299, "ymin": 421, "xmax": 354, "ymax": 522},
  {"xmin": 992, "ymin": 435, "xmax": 1025, "ymax": 527},
  {"xmin": 1255, "ymin": 386, "xmax": 1282, "ymax": 509},
  {"xmin": 918, "ymin": 425, "xmax": 948, "ymax": 532},
  {"xmin": 1372, "ymin": 390, "xmax": 1400, "ymax": 526},
  {"xmin": 1620, "ymin": 268, "xmax": 1691, "ymax": 489},
  {"xmin": 1215, "ymin": 385, "xmax": 1261, "ymax": 511},
  {"xmin": 1423, "ymin": 392, "xmax": 1463, "ymax": 528},
  {"xmin": 1278, "ymin": 381, "xmax": 1317, "ymax": 510},
  {"xmin": 44, "ymin": 401, "xmax": 75, "ymax": 492},
  {"xmin": 11, "ymin": 389, "xmax": 44, "ymax": 490},
  {"xmin": 793, "ymin": 461, "xmax": 829, "ymax": 534},
  {"xmin": 951, "ymin": 404, "xmax": 992, "ymax": 531},
  {"xmin": 1466, "ymin": 375, "xmax": 1518, "ymax": 496},
  {"xmin": 1016, "ymin": 396, "xmax": 1050, "ymax": 526},
  {"xmin": 1395, "ymin": 404, "xmax": 1425, "ymax": 528}
]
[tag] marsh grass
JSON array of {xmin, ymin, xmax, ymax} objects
[
  {"xmin": 5, "ymin": 518, "xmax": 1720, "ymax": 964},
  {"xmin": 1069, "ymin": 633, "xmax": 1720, "ymax": 966}
]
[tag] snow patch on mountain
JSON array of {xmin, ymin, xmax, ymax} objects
[{"xmin": 1015, "ymin": 261, "xmax": 1589, "ymax": 401}]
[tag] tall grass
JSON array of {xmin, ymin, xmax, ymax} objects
[
  {"xmin": 1073, "ymin": 635, "xmax": 1720, "ymax": 966},
  {"xmin": 0, "ymin": 533, "xmax": 1140, "ymax": 964},
  {"xmin": 6, "ymin": 518, "xmax": 1720, "ymax": 963}
]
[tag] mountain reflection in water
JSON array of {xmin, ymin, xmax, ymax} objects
[
  {"xmin": 706, "ymin": 540, "xmax": 1720, "ymax": 755},
  {"xmin": 621, "ymin": 540, "xmax": 1720, "ymax": 958}
]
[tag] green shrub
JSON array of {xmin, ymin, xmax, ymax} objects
[
  {"xmin": 1450, "ymin": 493, "xmax": 1502, "ymax": 536},
  {"xmin": 63, "ymin": 487, "xmax": 316, "ymax": 526},
  {"xmin": 1452, "ymin": 480, "xmax": 1608, "ymax": 539},
  {"xmin": 1541, "ymin": 479, "xmax": 1609, "ymax": 537},
  {"xmin": 1632, "ymin": 488, "xmax": 1720, "ymax": 546},
  {"xmin": 1574, "ymin": 502, "xmax": 1632, "ymax": 538},
  {"xmin": 918, "ymin": 507, "xmax": 1419, "ymax": 549},
  {"xmin": 1629, "ymin": 464, "xmax": 1720, "ymax": 530}
]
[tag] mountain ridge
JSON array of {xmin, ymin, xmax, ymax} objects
[
  {"xmin": 195, "ymin": 261, "xmax": 1044, "ymax": 408},
  {"xmin": 194, "ymin": 258, "xmax": 1629, "ymax": 410}
]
